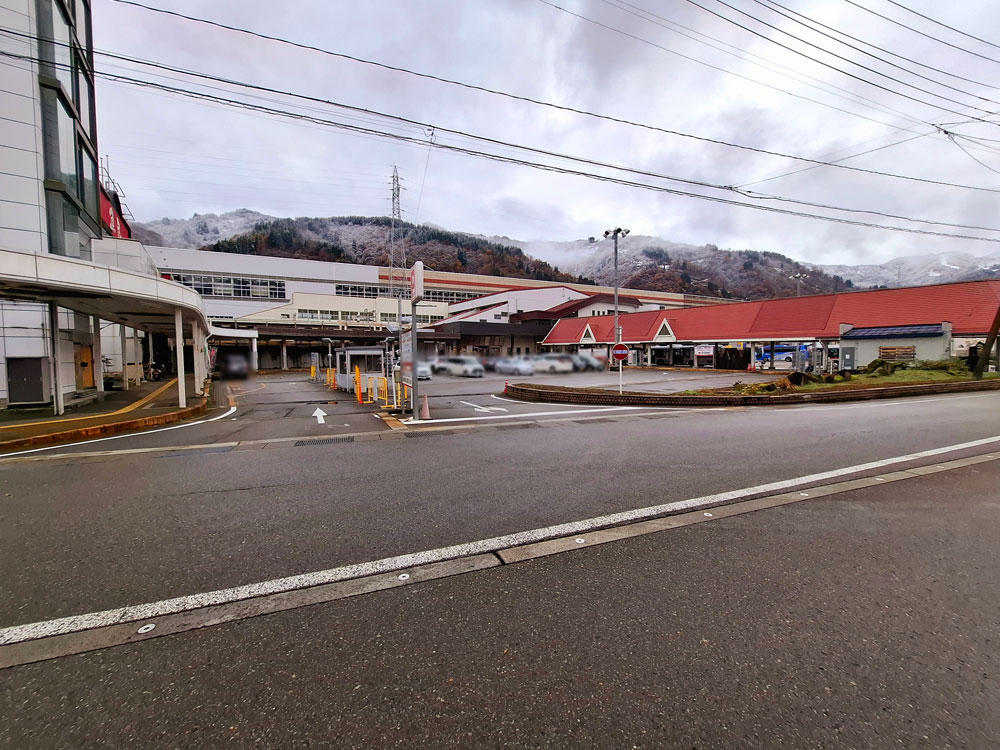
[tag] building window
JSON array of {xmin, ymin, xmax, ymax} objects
[
  {"xmin": 76, "ymin": 64, "xmax": 94, "ymax": 140},
  {"xmin": 45, "ymin": 191, "xmax": 80, "ymax": 257},
  {"xmin": 78, "ymin": 144, "xmax": 98, "ymax": 219},
  {"xmin": 42, "ymin": 89, "xmax": 78, "ymax": 194},
  {"xmin": 381, "ymin": 312, "xmax": 398, "ymax": 322},
  {"xmin": 49, "ymin": 2, "xmax": 75, "ymax": 97},
  {"xmin": 163, "ymin": 272, "xmax": 285, "ymax": 299}
]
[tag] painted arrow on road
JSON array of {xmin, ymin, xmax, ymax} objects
[
  {"xmin": 459, "ymin": 401, "xmax": 509, "ymax": 413},
  {"xmin": 311, "ymin": 407, "xmax": 327, "ymax": 424}
]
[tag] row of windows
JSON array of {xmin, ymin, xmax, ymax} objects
[
  {"xmin": 39, "ymin": 0, "xmax": 98, "ymax": 258},
  {"xmin": 294, "ymin": 310, "xmax": 444, "ymax": 324},
  {"xmin": 334, "ymin": 284, "xmax": 481, "ymax": 303},
  {"xmin": 163, "ymin": 273, "xmax": 287, "ymax": 299}
]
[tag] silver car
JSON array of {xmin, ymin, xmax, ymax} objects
[
  {"xmin": 441, "ymin": 356, "xmax": 485, "ymax": 377},
  {"xmin": 495, "ymin": 358, "xmax": 534, "ymax": 376}
]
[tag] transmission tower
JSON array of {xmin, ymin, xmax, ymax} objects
[{"xmin": 388, "ymin": 166, "xmax": 402, "ymax": 299}]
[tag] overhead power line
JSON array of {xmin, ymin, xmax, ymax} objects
[
  {"xmin": 597, "ymin": 0, "xmax": 927, "ymax": 128},
  {"xmin": 841, "ymin": 0, "xmax": 1000, "ymax": 66},
  {"xmin": 8, "ymin": 47, "xmax": 998, "ymax": 244},
  {"xmin": 110, "ymin": 0, "xmax": 927, "ymax": 135},
  {"xmin": 881, "ymin": 0, "xmax": 1000, "ymax": 52},
  {"xmin": 761, "ymin": 0, "xmax": 1000, "ymax": 90},
  {"xmin": 8, "ymin": 23, "xmax": 1000, "ymax": 198},
  {"xmin": 749, "ymin": 0, "xmax": 1000, "ymax": 98},
  {"xmin": 682, "ymin": 0, "xmax": 998, "ymax": 122}
]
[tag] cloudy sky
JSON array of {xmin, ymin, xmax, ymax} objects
[{"xmin": 93, "ymin": 0, "xmax": 1000, "ymax": 266}]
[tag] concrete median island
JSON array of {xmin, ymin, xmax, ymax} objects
[{"xmin": 506, "ymin": 366, "xmax": 1000, "ymax": 407}]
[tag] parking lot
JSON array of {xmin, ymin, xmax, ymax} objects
[{"xmin": 415, "ymin": 364, "xmax": 779, "ymax": 422}]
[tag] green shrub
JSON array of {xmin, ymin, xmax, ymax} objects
[{"xmin": 913, "ymin": 358, "xmax": 969, "ymax": 372}]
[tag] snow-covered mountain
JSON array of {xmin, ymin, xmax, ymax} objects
[
  {"xmin": 132, "ymin": 209, "xmax": 271, "ymax": 249},
  {"xmin": 132, "ymin": 210, "xmax": 1000, "ymax": 295},
  {"xmin": 809, "ymin": 252, "xmax": 1000, "ymax": 288}
]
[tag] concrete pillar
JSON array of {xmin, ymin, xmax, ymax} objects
[
  {"xmin": 48, "ymin": 303, "xmax": 64, "ymax": 415},
  {"xmin": 133, "ymin": 328, "xmax": 142, "ymax": 383},
  {"xmin": 768, "ymin": 341, "xmax": 775, "ymax": 370},
  {"xmin": 646, "ymin": 346, "xmax": 652, "ymax": 366},
  {"xmin": 174, "ymin": 308, "xmax": 186, "ymax": 409},
  {"xmin": 120, "ymin": 324, "xmax": 129, "ymax": 391},
  {"xmin": 281, "ymin": 341, "xmax": 288, "ymax": 370},
  {"xmin": 820, "ymin": 340, "xmax": 830, "ymax": 373},
  {"xmin": 92, "ymin": 315, "xmax": 104, "ymax": 393},
  {"xmin": 192, "ymin": 321, "xmax": 204, "ymax": 396},
  {"xmin": 250, "ymin": 337, "xmax": 258, "ymax": 371}
]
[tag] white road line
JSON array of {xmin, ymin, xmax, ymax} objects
[
  {"xmin": 3, "ymin": 432, "xmax": 1000, "ymax": 646},
  {"xmin": 406, "ymin": 406, "xmax": 654, "ymax": 424},
  {"xmin": 488, "ymin": 393, "xmax": 680, "ymax": 409},
  {"xmin": 1, "ymin": 406, "xmax": 238, "ymax": 458},
  {"xmin": 804, "ymin": 392, "xmax": 999, "ymax": 412}
]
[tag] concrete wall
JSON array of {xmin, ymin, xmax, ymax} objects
[
  {"xmin": 0, "ymin": 301, "xmax": 84, "ymax": 406},
  {"xmin": 846, "ymin": 336, "xmax": 951, "ymax": 367}
]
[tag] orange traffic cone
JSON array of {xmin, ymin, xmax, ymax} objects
[{"xmin": 420, "ymin": 393, "xmax": 430, "ymax": 420}]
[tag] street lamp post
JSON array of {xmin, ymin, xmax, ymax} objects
[
  {"xmin": 604, "ymin": 227, "xmax": 629, "ymax": 394},
  {"xmin": 321, "ymin": 337, "xmax": 333, "ymax": 369},
  {"xmin": 790, "ymin": 272, "xmax": 808, "ymax": 297}
]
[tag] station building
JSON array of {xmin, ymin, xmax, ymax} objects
[
  {"xmin": 149, "ymin": 246, "xmax": 724, "ymax": 369},
  {"xmin": 542, "ymin": 280, "xmax": 1000, "ymax": 370}
]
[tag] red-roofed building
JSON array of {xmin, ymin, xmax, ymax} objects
[{"xmin": 542, "ymin": 280, "xmax": 1000, "ymax": 369}]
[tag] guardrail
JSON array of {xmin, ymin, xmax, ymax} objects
[{"xmin": 504, "ymin": 378, "xmax": 1000, "ymax": 407}]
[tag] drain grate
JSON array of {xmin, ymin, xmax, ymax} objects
[
  {"xmin": 495, "ymin": 422, "xmax": 540, "ymax": 430},
  {"xmin": 294, "ymin": 436, "xmax": 355, "ymax": 446},
  {"xmin": 405, "ymin": 430, "xmax": 454, "ymax": 438},
  {"xmin": 574, "ymin": 418, "xmax": 615, "ymax": 424}
]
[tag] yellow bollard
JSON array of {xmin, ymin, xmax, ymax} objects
[{"xmin": 354, "ymin": 365, "xmax": 363, "ymax": 404}]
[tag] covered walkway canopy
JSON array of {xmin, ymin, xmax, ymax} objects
[{"xmin": 0, "ymin": 247, "xmax": 213, "ymax": 412}]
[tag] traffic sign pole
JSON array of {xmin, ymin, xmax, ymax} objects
[{"xmin": 611, "ymin": 343, "xmax": 629, "ymax": 395}]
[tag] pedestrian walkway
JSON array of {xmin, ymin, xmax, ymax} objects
[{"xmin": 0, "ymin": 375, "xmax": 205, "ymax": 449}]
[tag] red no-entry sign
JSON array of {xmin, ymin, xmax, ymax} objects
[{"xmin": 611, "ymin": 343, "xmax": 629, "ymax": 361}]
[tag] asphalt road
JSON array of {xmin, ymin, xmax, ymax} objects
[{"xmin": 2, "ymin": 457, "xmax": 998, "ymax": 748}]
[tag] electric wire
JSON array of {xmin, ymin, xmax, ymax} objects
[
  {"xmin": 683, "ymin": 0, "xmax": 998, "ymax": 120},
  {"xmin": 881, "ymin": 0, "xmax": 1000, "ymax": 52},
  {"xmin": 841, "ymin": 0, "xmax": 1000, "ymax": 66},
  {"xmin": 748, "ymin": 0, "xmax": 1000, "ymax": 98},
  {"xmin": 108, "ymin": 0, "xmax": 926, "ymax": 135},
  {"xmin": 761, "ymin": 0, "xmax": 1000, "ymax": 90},
  {"xmin": 597, "ymin": 0, "xmax": 928, "ymax": 127},
  {"xmin": 9, "ymin": 22, "xmax": 982, "ymax": 195}
]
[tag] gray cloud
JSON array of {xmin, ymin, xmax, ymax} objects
[{"xmin": 93, "ymin": 0, "xmax": 1000, "ymax": 265}]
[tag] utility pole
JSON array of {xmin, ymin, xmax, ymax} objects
[
  {"xmin": 973, "ymin": 303, "xmax": 1000, "ymax": 379},
  {"xmin": 389, "ymin": 166, "xmax": 402, "ymax": 407},
  {"xmin": 604, "ymin": 227, "xmax": 629, "ymax": 393}
]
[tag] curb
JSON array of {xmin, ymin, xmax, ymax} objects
[
  {"xmin": 505, "ymin": 378, "xmax": 1000, "ymax": 407},
  {"xmin": 0, "ymin": 399, "xmax": 209, "ymax": 453}
]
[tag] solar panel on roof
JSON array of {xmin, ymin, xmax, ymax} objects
[{"xmin": 841, "ymin": 324, "xmax": 943, "ymax": 339}]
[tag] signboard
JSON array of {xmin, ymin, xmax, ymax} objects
[
  {"xmin": 400, "ymin": 328, "xmax": 414, "ymax": 386},
  {"xmin": 409, "ymin": 261, "xmax": 424, "ymax": 302},
  {"xmin": 611, "ymin": 343, "xmax": 629, "ymax": 361},
  {"xmin": 99, "ymin": 187, "xmax": 131, "ymax": 238},
  {"xmin": 695, "ymin": 345, "xmax": 715, "ymax": 357}
]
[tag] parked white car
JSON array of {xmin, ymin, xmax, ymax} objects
[
  {"xmin": 393, "ymin": 363, "xmax": 432, "ymax": 380},
  {"xmin": 495, "ymin": 358, "xmax": 534, "ymax": 376},
  {"xmin": 440, "ymin": 356, "xmax": 485, "ymax": 377},
  {"xmin": 532, "ymin": 354, "xmax": 574, "ymax": 373}
]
